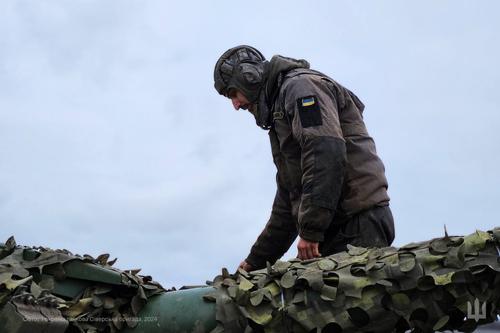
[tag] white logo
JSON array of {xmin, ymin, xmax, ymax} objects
[{"xmin": 467, "ymin": 298, "xmax": 487, "ymax": 322}]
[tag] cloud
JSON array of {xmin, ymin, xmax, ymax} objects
[{"xmin": 1, "ymin": 1, "xmax": 499, "ymax": 287}]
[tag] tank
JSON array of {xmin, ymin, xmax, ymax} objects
[{"xmin": 1, "ymin": 228, "xmax": 499, "ymax": 332}]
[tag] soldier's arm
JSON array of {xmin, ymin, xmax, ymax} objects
[
  {"xmin": 284, "ymin": 75, "xmax": 346, "ymax": 243},
  {"xmin": 244, "ymin": 175, "xmax": 298, "ymax": 270}
]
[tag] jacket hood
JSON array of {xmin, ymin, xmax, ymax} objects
[
  {"xmin": 265, "ymin": 55, "xmax": 310, "ymax": 103},
  {"xmin": 254, "ymin": 55, "xmax": 310, "ymax": 129}
]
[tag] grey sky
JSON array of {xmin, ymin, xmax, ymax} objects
[{"xmin": 1, "ymin": 1, "xmax": 499, "ymax": 287}]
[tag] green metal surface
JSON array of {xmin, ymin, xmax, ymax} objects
[
  {"xmin": 38, "ymin": 260, "xmax": 123, "ymax": 298},
  {"xmin": 122, "ymin": 287, "xmax": 217, "ymax": 333},
  {"xmin": 49, "ymin": 274, "xmax": 93, "ymax": 298},
  {"xmin": 62, "ymin": 260, "xmax": 123, "ymax": 285},
  {"xmin": 16, "ymin": 246, "xmax": 123, "ymax": 285}
]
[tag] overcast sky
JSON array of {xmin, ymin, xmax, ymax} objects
[{"xmin": 1, "ymin": 1, "xmax": 499, "ymax": 287}]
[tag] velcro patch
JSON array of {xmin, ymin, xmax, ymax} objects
[{"xmin": 297, "ymin": 95, "xmax": 322, "ymax": 128}]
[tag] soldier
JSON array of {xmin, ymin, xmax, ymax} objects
[{"xmin": 214, "ymin": 45, "xmax": 395, "ymax": 271}]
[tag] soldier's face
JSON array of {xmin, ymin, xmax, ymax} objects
[{"xmin": 228, "ymin": 89, "xmax": 253, "ymax": 111}]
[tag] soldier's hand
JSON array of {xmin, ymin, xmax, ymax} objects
[
  {"xmin": 297, "ymin": 237, "xmax": 321, "ymax": 260},
  {"xmin": 239, "ymin": 260, "xmax": 253, "ymax": 272}
]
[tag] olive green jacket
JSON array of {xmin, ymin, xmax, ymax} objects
[{"xmin": 246, "ymin": 68, "xmax": 389, "ymax": 268}]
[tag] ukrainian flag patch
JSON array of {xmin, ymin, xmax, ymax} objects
[
  {"xmin": 297, "ymin": 95, "xmax": 322, "ymax": 128},
  {"xmin": 302, "ymin": 96, "xmax": 315, "ymax": 107}
]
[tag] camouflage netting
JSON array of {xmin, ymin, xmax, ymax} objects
[
  {"xmin": 0, "ymin": 237, "xmax": 167, "ymax": 332},
  {"xmin": 205, "ymin": 228, "xmax": 500, "ymax": 333}
]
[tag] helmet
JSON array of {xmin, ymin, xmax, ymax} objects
[{"xmin": 213, "ymin": 45, "xmax": 267, "ymax": 103}]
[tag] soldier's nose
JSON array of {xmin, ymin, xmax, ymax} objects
[{"xmin": 231, "ymin": 98, "xmax": 241, "ymax": 110}]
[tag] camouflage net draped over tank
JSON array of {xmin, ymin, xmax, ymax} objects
[
  {"xmin": 205, "ymin": 228, "xmax": 500, "ymax": 333},
  {"xmin": 0, "ymin": 237, "xmax": 167, "ymax": 332}
]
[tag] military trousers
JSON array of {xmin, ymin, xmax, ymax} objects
[{"xmin": 319, "ymin": 205, "xmax": 395, "ymax": 256}]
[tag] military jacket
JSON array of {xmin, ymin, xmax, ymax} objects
[{"xmin": 246, "ymin": 69, "xmax": 390, "ymax": 269}]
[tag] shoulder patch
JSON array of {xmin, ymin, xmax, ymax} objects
[{"xmin": 297, "ymin": 95, "xmax": 322, "ymax": 128}]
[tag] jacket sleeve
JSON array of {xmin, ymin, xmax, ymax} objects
[
  {"xmin": 245, "ymin": 173, "xmax": 298, "ymax": 269},
  {"xmin": 283, "ymin": 75, "xmax": 347, "ymax": 242}
]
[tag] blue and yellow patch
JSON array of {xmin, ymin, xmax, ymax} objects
[
  {"xmin": 302, "ymin": 96, "xmax": 315, "ymax": 107},
  {"xmin": 297, "ymin": 95, "xmax": 322, "ymax": 128}
]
